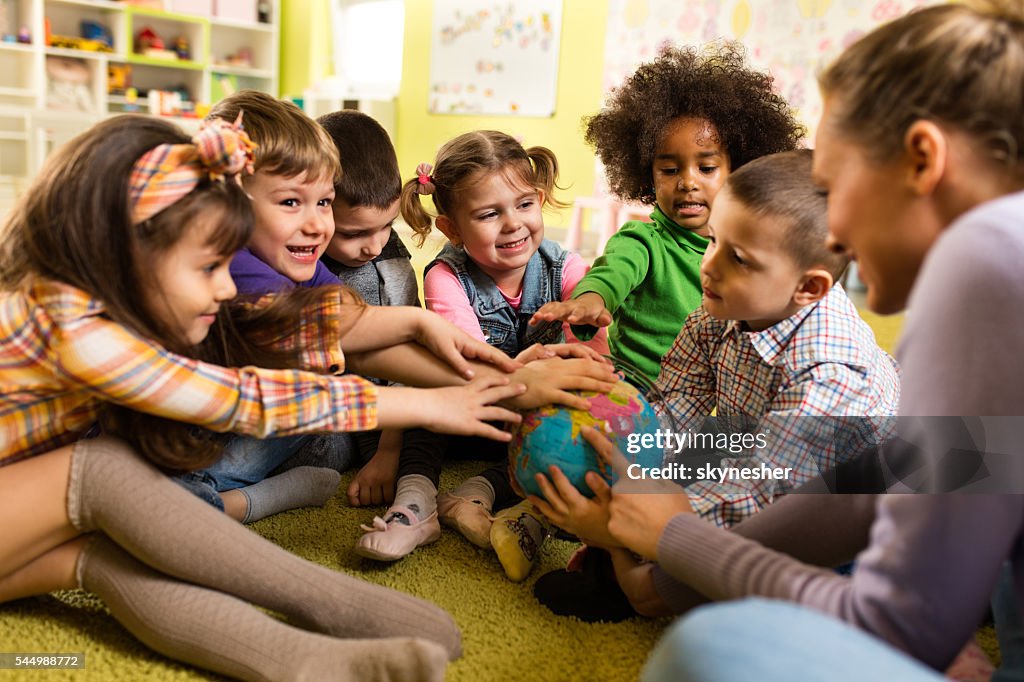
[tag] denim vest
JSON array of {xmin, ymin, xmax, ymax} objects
[{"xmin": 425, "ymin": 239, "xmax": 567, "ymax": 356}]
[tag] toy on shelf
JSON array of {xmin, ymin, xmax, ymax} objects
[
  {"xmin": 124, "ymin": 86, "xmax": 140, "ymax": 112},
  {"xmin": 217, "ymin": 46, "xmax": 252, "ymax": 68},
  {"xmin": 16, "ymin": 24, "xmax": 29, "ymax": 43},
  {"xmin": 173, "ymin": 35, "xmax": 190, "ymax": 60},
  {"xmin": 80, "ymin": 20, "xmax": 113, "ymax": 49},
  {"xmin": 146, "ymin": 87, "xmax": 202, "ymax": 118},
  {"xmin": 46, "ymin": 56, "xmax": 94, "ymax": 112},
  {"xmin": 49, "ymin": 35, "xmax": 113, "ymax": 52},
  {"xmin": 136, "ymin": 26, "xmax": 177, "ymax": 60},
  {"xmin": 107, "ymin": 64, "xmax": 131, "ymax": 94}
]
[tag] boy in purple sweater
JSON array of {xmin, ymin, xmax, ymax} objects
[{"xmin": 175, "ymin": 91, "xmax": 357, "ymax": 523}]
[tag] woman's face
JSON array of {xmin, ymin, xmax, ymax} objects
[{"xmin": 813, "ymin": 98, "xmax": 942, "ymax": 315}]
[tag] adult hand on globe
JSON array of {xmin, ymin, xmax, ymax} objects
[
  {"xmin": 583, "ymin": 426, "xmax": 695, "ymax": 561},
  {"xmin": 529, "ymin": 465, "xmax": 621, "ymax": 549}
]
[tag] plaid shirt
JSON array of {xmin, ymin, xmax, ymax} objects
[
  {"xmin": 655, "ymin": 285, "xmax": 900, "ymax": 527},
  {"xmin": 0, "ymin": 279, "xmax": 378, "ymax": 466}
]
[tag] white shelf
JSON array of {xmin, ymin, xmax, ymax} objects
[
  {"xmin": 210, "ymin": 17, "xmax": 274, "ymax": 33},
  {"xmin": 210, "ymin": 64, "xmax": 273, "ymax": 79},
  {"xmin": 45, "ymin": 46, "xmax": 116, "ymax": 60},
  {"xmin": 46, "ymin": 0, "xmax": 122, "ymax": 9},
  {"xmin": 0, "ymin": 87, "xmax": 35, "ymax": 97},
  {"xmin": 0, "ymin": 0, "xmax": 280, "ymax": 180},
  {"xmin": 0, "ymin": 44, "xmax": 35, "ymax": 54}
]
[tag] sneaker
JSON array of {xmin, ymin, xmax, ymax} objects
[
  {"xmin": 490, "ymin": 501, "xmax": 549, "ymax": 582},
  {"xmin": 533, "ymin": 547, "xmax": 638, "ymax": 622},
  {"xmin": 354, "ymin": 506, "xmax": 441, "ymax": 561},
  {"xmin": 437, "ymin": 492, "xmax": 494, "ymax": 548}
]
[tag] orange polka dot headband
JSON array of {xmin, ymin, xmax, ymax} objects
[{"xmin": 128, "ymin": 112, "xmax": 256, "ymax": 225}]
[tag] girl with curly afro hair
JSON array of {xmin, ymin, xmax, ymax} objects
[{"xmin": 531, "ymin": 42, "xmax": 804, "ymax": 382}]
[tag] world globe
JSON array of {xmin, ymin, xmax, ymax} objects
[{"xmin": 509, "ymin": 379, "xmax": 664, "ymax": 498}]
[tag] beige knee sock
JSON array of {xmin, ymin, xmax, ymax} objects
[
  {"xmin": 78, "ymin": 536, "xmax": 447, "ymax": 682},
  {"xmin": 67, "ymin": 437, "xmax": 460, "ymax": 659}
]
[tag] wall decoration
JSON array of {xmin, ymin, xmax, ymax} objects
[
  {"xmin": 429, "ymin": 0, "xmax": 563, "ymax": 116},
  {"xmin": 603, "ymin": 0, "xmax": 940, "ymax": 139}
]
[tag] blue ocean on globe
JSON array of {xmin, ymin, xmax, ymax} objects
[{"xmin": 509, "ymin": 380, "xmax": 664, "ymax": 498}]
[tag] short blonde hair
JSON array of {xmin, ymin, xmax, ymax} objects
[
  {"xmin": 819, "ymin": 1, "xmax": 1024, "ymax": 168},
  {"xmin": 208, "ymin": 89, "xmax": 339, "ymax": 183}
]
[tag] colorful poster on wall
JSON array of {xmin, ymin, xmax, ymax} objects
[
  {"xmin": 603, "ymin": 0, "xmax": 940, "ymax": 139},
  {"xmin": 429, "ymin": 0, "xmax": 563, "ymax": 116}
]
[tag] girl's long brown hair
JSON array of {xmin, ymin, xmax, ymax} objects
[{"xmin": 0, "ymin": 115, "xmax": 361, "ymax": 471}]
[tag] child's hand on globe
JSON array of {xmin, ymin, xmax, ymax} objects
[
  {"xmin": 582, "ymin": 425, "xmax": 695, "ymax": 561},
  {"xmin": 529, "ymin": 464, "xmax": 620, "ymax": 549}
]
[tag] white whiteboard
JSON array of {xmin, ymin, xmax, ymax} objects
[{"xmin": 429, "ymin": 0, "xmax": 563, "ymax": 117}]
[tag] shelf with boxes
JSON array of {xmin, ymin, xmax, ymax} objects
[{"xmin": 0, "ymin": 0, "xmax": 279, "ymax": 178}]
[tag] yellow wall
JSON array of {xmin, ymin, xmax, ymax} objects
[
  {"xmin": 396, "ymin": 0, "xmax": 608, "ymax": 227},
  {"xmin": 280, "ymin": 0, "xmax": 332, "ymax": 99},
  {"xmin": 280, "ymin": 0, "xmax": 609, "ymax": 226}
]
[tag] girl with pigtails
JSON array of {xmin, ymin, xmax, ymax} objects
[{"xmin": 359, "ymin": 130, "xmax": 611, "ymax": 582}]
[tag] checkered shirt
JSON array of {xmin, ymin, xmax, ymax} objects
[
  {"xmin": 654, "ymin": 285, "xmax": 900, "ymax": 527},
  {"xmin": 0, "ymin": 279, "xmax": 377, "ymax": 466}
]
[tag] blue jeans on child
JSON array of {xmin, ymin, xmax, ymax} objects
[
  {"xmin": 642, "ymin": 598, "xmax": 943, "ymax": 682},
  {"xmin": 174, "ymin": 433, "xmax": 358, "ymax": 510},
  {"xmin": 994, "ymin": 561, "xmax": 1024, "ymax": 682}
]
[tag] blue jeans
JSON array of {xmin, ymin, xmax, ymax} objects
[
  {"xmin": 994, "ymin": 561, "xmax": 1024, "ymax": 682},
  {"xmin": 174, "ymin": 433, "xmax": 359, "ymax": 510},
  {"xmin": 642, "ymin": 599, "xmax": 943, "ymax": 682}
]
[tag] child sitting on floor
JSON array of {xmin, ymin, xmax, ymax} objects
[
  {"xmin": 173, "ymin": 90, "xmax": 357, "ymax": 523},
  {"xmin": 315, "ymin": 109, "xmax": 453, "ymax": 561},
  {"xmin": 531, "ymin": 149, "xmax": 900, "ymax": 620},
  {"xmin": 0, "ymin": 113, "xmax": 531, "ymax": 680},
  {"xmin": 530, "ymin": 42, "xmax": 804, "ymax": 383},
  {"xmin": 400, "ymin": 129, "xmax": 610, "ymax": 581}
]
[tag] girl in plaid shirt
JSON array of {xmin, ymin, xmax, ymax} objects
[{"xmin": 0, "ymin": 114, "xmax": 544, "ymax": 681}]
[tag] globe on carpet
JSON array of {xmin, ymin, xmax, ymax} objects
[{"xmin": 509, "ymin": 379, "xmax": 663, "ymax": 498}]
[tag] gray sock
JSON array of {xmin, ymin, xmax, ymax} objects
[
  {"xmin": 240, "ymin": 466, "xmax": 341, "ymax": 523},
  {"xmin": 67, "ymin": 436, "xmax": 462, "ymax": 659},
  {"xmin": 391, "ymin": 474, "xmax": 438, "ymax": 522},
  {"xmin": 450, "ymin": 476, "xmax": 496, "ymax": 508},
  {"xmin": 78, "ymin": 536, "xmax": 448, "ymax": 682}
]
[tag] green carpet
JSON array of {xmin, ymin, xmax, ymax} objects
[
  {"xmin": 0, "ymin": 269, "xmax": 910, "ymax": 681},
  {"xmin": 0, "ymin": 460, "xmax": 670, "ymax": 681}
]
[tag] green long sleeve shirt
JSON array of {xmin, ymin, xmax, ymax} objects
[{"xmin": 572, "ymin": 206, "xmax": 708, "ymax": 382}]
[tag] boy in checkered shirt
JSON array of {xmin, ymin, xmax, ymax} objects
[
  {"xmin": 530, "ymin": 149, "xmax": 899, "ymax": 623},
  {"xmin": 653, "ymin": 149, "xmax": 899, "ymax": 527}
]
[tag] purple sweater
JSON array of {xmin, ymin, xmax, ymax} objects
[
  {"xmin": 652, "ymin": 190, "xmax": 1024, "ymax": 671},
  {"xmin": 230, "ymin": 248, "xmax": 340, "ymax": 295}
]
